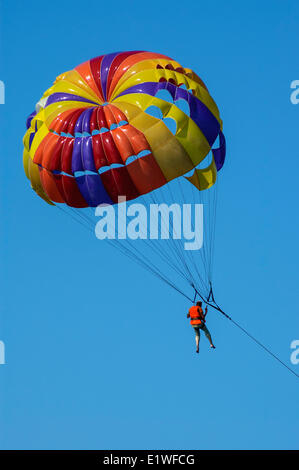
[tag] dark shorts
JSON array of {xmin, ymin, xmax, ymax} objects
[{"xmin": 192, "ymin": 323, "xmax": 209, "ymax": 338}]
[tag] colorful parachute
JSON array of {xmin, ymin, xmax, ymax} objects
[
  {"xmin": 23, "ymin": 51, "xmax": 225, "ymax": 207},
  {"xmin": 23, "ymin": 51, "xmax": 226, "ymax": 301}
]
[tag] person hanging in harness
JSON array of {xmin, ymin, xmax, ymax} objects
[{"xmin": 187, "ymin": 301, "xmax": 216, "ymax": 353}]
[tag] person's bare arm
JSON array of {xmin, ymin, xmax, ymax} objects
[
  {"xmin": 187, "ymin": 312, "xmax": 190, "ymax": 319},
  {"xmin": 204, "ymin": 306, "xmax": 208, "ymax": 318}
]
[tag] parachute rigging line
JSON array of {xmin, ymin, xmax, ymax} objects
[{"xmin": 55, "ymin": 203, "xmax": 194, "ymax": 303}]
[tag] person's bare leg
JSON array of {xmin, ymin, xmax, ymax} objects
[
  {"xmin": 203, "ymin": 325, "xmax": 215, "ymax": 348},
  {"xmin": 195, "ymin": 328, "xmax": 200, "ymax": 353},
  {"xmin": 195, "ymin": 335, "xmax": 199, "ymax": 353}
]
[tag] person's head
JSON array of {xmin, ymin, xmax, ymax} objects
[{"xmin": 196, "ymin": 301, "xmax": 202, "ymax": 307}]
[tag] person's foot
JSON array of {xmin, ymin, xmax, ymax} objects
[
  {"xmin": 210, "ymin": 344, "xmax": 216, "ymax": 349},
  {"xmin": 196, "ymin": 349, "xmax": 199, "ymax": 353}
]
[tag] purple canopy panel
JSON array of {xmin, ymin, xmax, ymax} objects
[
  {"xmin": 75, "ymin": 174, "xmax": 113, "ymax": 206},
  {"xmin": 46, "ymin": 92, "xmax": 99, "ymax": 106},
  {"xmin": 71, "ymin": 137, "xmax": 84, "ymax": 173},
  {"xmin": 81, "ymin": 107, "xmax": 95, "ymax": 134},
  {"xmin": 29, "ymin": 132, "xmax": 35, "ymax": 149},
  {"xmin": 26, "ymin": 110, "xmax": 37, "ymax": 129},
  {"xmin": 81, "ymin": 136, "xmax": 97, "ymax": 172},
  {"xmin": 100, "ymin": 52, "xmax": 121, "ymax": 101}
]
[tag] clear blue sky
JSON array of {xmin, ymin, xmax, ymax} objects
[{"xmin": 0, "ymin": 0, "xmax": 299, "ymax": 450}]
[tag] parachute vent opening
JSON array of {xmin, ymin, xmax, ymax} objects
[
  {"xmin": 126, "ymin": 150, "xmax": 151, "ymax": 165},
  {"xmin": 163, "ymin": 117, "xmax": 177, "ymax": 135},
  {"xmin": 145, "ymin": 105, "xmax": 163, "ymax": 119},
  {"xmin": 48, "ymin": 119, "xmax": 129, "ymax": 139},
  {"xmin": 155, "ymin": 89, "xmax": 174, "ymax": 104},
  {"xmin": 184, "ymin": 151, "xmax": 213, "ymax": 183},
  {"xmin": 154, "ymin": 89, "xmax": 191, "ymax": 117},
  {"xmin": 196, "ymin": 151, "xmax": 213, "ymax": 170},
  {"xmin": 98, "ymin": 163, "xmax": 123, "ymax": 174},
  {"xmin": 144, "ymin": 106, "xmax": 177, "ymax": 135},
  {"xmin": 212, "ymin": 134, "xmax": 220, "ymax": 148},
  {"xmin": 137, "ymin": 149, "xmax": 151, "ymax": 158},
  {"xmin": 74, "ymin": 170, "xmax": 98, "ymax": 177},
  {"xmin": 99, "ymin": 127, "xmax": 109, "ymax": 134},
  {"xmin": 155, "ymin": 63, "xmax": 190, "ymax": 78},
  {"xmin": 175, "ymin": 99, "xmax": 190, "ymax": 116}
]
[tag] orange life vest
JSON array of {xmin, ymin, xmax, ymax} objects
[{"xmin": 189, "ymin": 305, "xmax": 205, "ymax": 325}]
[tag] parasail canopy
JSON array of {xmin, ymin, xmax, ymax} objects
[
  {"xmin": 23, "ymin": 51, "xmax": 226, "ymax": 302},
  {"xmin": 23, "ymin": 51, "xmax": 225, "ymax": 208}
]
